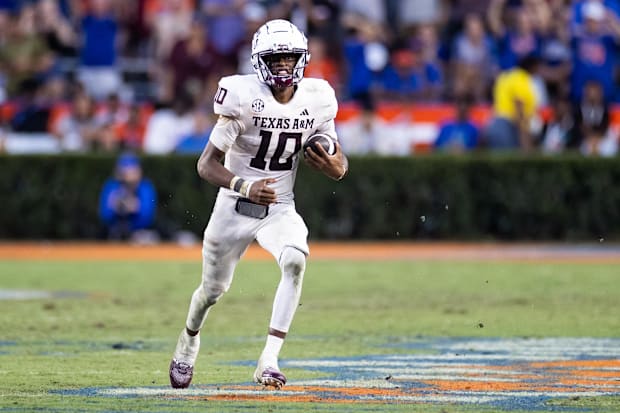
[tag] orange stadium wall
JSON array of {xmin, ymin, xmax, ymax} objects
[
  {"xmin": 3, "ymin": 102, "xmax": 620, "ymax": 155},
  {"xmin": 334, "ymin": 102, "xmax": 620, "ymax": 154}
]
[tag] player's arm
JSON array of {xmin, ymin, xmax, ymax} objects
[
  {"xmin": 197, "ymin": 141, "xmax": 234, "ymax": 188},
  {"xmin": 304, "ymin": 120, "xmax": 349, "ymax": 181},
  {"xmin": 197, "ymin": 116, "xmax": 276, "ymax": 206}
]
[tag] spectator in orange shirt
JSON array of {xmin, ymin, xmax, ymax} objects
[{"xmin": 114, "ymin": 104, "xmax": 148, "ymax": 151}]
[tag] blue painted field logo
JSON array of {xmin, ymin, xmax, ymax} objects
[{"xmin": 67, "ymin": 338, "xmax": 620, "ymax": 410}]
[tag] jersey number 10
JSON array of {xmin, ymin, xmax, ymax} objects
[{"xmin": 250, "ymin": 130, "xmax": 302, "ymax": 171}]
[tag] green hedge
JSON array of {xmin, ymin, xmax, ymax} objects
[{"xmin": 1, "ymin": 154, "xmax": 619, "ymax": 240}]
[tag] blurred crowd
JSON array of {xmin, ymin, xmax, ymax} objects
[{"xmin": 0, "ymin": 0, "xmax": 619, "ymax": 156}]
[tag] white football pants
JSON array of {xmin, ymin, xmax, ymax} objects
[{"xmin": 185, "ymin": 193, "xmax": 309, "ymax": 334}]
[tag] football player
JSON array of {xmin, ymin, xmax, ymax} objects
[{"xmin": 169, "ymin": 19, "xmax": 348, "ymax": 389}]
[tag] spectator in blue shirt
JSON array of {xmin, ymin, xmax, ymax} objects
[
  {"xmin": 174, "ymin": 109, "xmax": 212, "ymax": 154},
  {"xmin": 379, "ymin": 46, "xmax": 442, "ymax": 102},
  {"xmin": 570, "ymin": 1, "xmax": 620, "ymax": 103},
  {"xmin": 77, "ymin": 0, "xmax": 122, "ymax": 100},
  {"xmin": 99, "ymin": 153, "xmax": 157, "ymax": 240},
  {"xmin": 434, "ymin": 94, "xmax": 479, "ymax": 152},
  {"xmin": 488, "ymin": 0, "xmax": 542, "ymax": 70},
  {"xmin": 342, "ymin": 23, "xmax": 387, "ymax": 110},
  {"xmin": 341, "ymin": 18, "xmax": 389, "ymax": 154},
  {"xmin": 201, "ymin": 0, "xmax": 246, "ymax": 76},
  {"xmin": 538, "ymin": 1, "xmax": 572, "ymax": 98}
]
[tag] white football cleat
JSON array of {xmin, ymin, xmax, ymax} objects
[
  {"xmin": 254, "ymin": 357, "xmax": 286, "ymax": 389},
  {"xmin": 169, "ymin": 329, "xmax": 200, "ymax": 388}
]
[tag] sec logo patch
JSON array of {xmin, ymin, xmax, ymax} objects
[{"xmin": 252, "ymin": 99, "xmax": 265, "ymax": 113}]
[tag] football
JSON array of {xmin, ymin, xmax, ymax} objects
[{"xmin": 303, "ymin": 133, "xmax": 336, "ymax": 156}]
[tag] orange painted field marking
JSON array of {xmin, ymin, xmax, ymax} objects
[
  {"xmin": 1, "ymin": 242, "xmax": 619, "ymax": 263},
  {"xmin": 417, "ymin": 358, "xmax": 620, "ymax": 395},
  {"xmin": 422, "ymin": 379, "xmax": 619, "ymax": 393},
  {"xmin": 559, "ymin": 378, "xmax": 620, "ymax": 388},
  {"xmin": 529, "ymin": 359, "xmax": 620, "ymax": 368},
  {"xmin": 180, "ymin": 385, "xmax": 419, "ymax": 404},
  {"xmin": 567, "ymin": 370, "xmax": 620, "ymax": 378},
  {"xmin": 424, "ymin": 380, "xmax": 553, "ymax": 393}
]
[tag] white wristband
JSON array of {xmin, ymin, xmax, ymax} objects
[
  {"xmin": 243, "ymin": 181, "xmax": 254, "ymax": 198},
  {"xmin": 239, "ymin": 180, "xmax": 254, "ymax": 198}
]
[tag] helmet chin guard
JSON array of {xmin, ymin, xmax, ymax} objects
[{"xmin": 251, "ymin": 19, "xmax": 310, "ymax": 88}]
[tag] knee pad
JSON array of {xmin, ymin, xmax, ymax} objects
[{"xmin": 279, "ymin": 247, "xmax": 306, "ymax": 284}]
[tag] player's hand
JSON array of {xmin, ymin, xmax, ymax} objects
[
  {"xmin": 248, "ymin": 178, "xmax": 277, "ymax": 206},
  {"xmin": 304, "ymin": 141, "xmax": 347, "ymax": 180}
]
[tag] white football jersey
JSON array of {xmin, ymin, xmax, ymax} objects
[{"xmin": 210, "ymin": 74, "xmax": 339, "ymax": 204}]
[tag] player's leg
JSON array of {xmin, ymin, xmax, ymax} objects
[
  {"xmin": 254, "ymin": 205, "xmax": 309, "ymax": 388},
  {"xmin": 186, "ymin": 236, "xmax": 249, "ymax": 332},
  {"xmin": 170, "ymin": 196, "xmax": 254, "ymax": 388},
  {"xmin": 254, "ymin": 246, "xmax": 306, "ymax": 388},
  {"xmin": 170, "ymin": 236, "xmax": 249, "ymax": 388}
]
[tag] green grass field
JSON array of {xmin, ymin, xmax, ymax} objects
[{"xmin": 1, "ymin": 255, "xmax": 619, "ymax": 412}]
